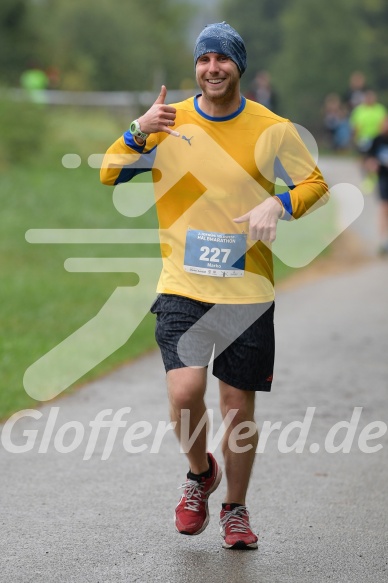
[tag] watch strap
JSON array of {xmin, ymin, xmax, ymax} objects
[{"xmin": 129, "ymin": 119, "xmax": 149, "ymax": 141}]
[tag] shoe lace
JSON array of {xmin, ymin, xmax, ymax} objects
[
  {"xmin": 178, "ymin": 479, "xmax": 205, "ymax": 512},
  {"xmin": 220, "ymin": 506, "xmax": 251, "ymax": 533}
]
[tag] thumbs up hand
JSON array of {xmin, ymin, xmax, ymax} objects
[{"xmin": 137, "ymin": 85, "xmax": 180, "ymax": 137}]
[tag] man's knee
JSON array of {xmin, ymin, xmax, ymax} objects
[
  {"xmin": 220, "ymin": 384, "xmax": 256, "ymax": 425},
  {"xmin": 167, "ymin": 367, "xmax": 206, "ymax": 411}
]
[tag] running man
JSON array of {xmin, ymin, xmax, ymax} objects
[{"xmin": 101, "ymin": 22, "xmax": 328, "ymax": 550}]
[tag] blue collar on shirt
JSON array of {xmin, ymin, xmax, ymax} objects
[{"xmin": 194, "ymin": 94, "xmax": 246, "ymax": 121}]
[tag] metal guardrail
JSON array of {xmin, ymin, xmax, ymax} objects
[{"xmin": 8, "ymin": 88, "xmax": 195, "ymax": 107}]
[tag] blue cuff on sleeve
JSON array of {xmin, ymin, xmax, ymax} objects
[
  {"xmin": 113, "ymin": 135, "xmax": 156, "ymax": 185},
  {"xmin": 276, "ymin": 191, "xmax": 293, "ymax": 219},
  {"xmin": 123, "ymin": 130, "xmax": 146, "ymax": 153}
]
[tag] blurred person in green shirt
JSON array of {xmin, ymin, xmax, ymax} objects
[
  {"xmin": 350, "ymin": 90, "xmax": 387, "ymax": 154},
  {"xmin": 20, "ymin": 66, "xmax": 49, "ymax": 104}
]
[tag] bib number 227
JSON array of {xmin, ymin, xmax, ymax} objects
[
  {"xmin": 184, "ymin": 230, "xmax": 246, "ymax": 277},
  {"xmin": 199, "ymin": 246, "xmax": 231, "ymax": 264}
]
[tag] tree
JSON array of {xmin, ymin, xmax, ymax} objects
[
  {"xmin": 361, "ymin": 0, "xmax": 388, "ymax": 94},
  {"xmin": 220, "ymin": 0, "xmax": 388, "ymax": 128},
  {"xmin": 221, "ymin": 0, "xmax": 285, "ymax": 92},
  {"xmin": 0, "ymin": 0, "xmax": 38, "ymax": 85},
  {"xmin": 29, "ymin": 0, "xmax": 196, "ymax": 91},
  {"xmin": 270, "ymin": 0, "xmax": 367, "ymax": 128}
]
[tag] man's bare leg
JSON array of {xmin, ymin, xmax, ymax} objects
[
  {"xmin": 219, "ymin": 381, "xmax": 258, "ymax": 504},
  {"xmin": 167, "ymin": 367, "xmax": 209, "ymax": 474}
]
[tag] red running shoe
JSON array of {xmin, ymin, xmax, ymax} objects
[
  {"xmin": 175, "ymin": 453, "xmax": 222, "ymax": 535},
  {"xmin": 220, "ymin": 504, "xmax": 258, "ymax": 550}
]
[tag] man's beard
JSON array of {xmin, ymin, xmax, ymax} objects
[{"xmin": 199, "ymin": 76, "xmax": 239, "ymax": 105}]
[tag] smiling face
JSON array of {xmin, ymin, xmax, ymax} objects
[{"xmin": 195, "ymin": 53, "xmax": 241, "ymax": 109}]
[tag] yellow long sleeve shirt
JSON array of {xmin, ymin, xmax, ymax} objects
[{"xmin": 101, "ymin": 95, "xmax": 328, "ymax": 304}]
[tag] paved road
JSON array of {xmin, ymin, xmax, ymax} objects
[{"xmin": 1, "ymin": 158, "xmax": 387, "ymax": 582}]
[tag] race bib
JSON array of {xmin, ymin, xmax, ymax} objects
[{"xmin": 183, "ymin": 229, "xmax": 247, "ymax": 277}]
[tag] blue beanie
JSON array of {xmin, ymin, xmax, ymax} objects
[{"xmin": 194, "ymin": 22, "xmax": 247, "ymax": 76}]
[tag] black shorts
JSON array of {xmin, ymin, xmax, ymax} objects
[
  {"xmin": 378, "ymin": 174, "xmax": 388, "ymax": 202},
  {"xmin": 150, "ymin": 294, "xmax": 275, "ymax": 392}
]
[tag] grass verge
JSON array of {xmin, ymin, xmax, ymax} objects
[{"xmin": 0, "ymin": 108, "xmax": 334, "ymax": 420}]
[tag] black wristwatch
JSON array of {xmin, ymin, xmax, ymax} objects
[{"xmin": 129, "ymin": 119, "xmax": 149, "ymax": 141}]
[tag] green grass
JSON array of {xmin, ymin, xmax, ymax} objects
[
  {"xmin": 0, "ymin": 108, "xmax": 335, "ymax": 420},
  {"xmin": 1, "ymin": 160, "xmax": 162, "ymax": 419},
  {"xmin": 1, "ymin": 107, "xmax": 161, "ymax": 419}
]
